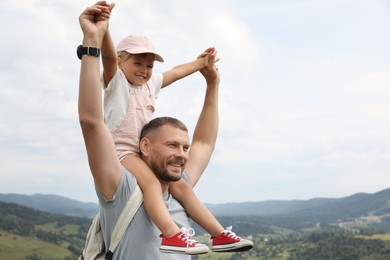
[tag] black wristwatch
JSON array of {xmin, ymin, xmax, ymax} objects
[{"xmin": 77, "ymin": 45, "xmax": 101, "ymax": 60}]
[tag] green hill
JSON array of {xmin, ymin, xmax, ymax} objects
[
  {"xmin": 2, "ymin": 188, "xmax": 390, "ymax": 259},
  {"xmin": 0, "ymin": 201, "xmax": 91, "ymax": 259}
]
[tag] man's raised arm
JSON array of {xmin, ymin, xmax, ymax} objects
[
  {"xmin": 185, "ymin": 49, "xmax": 220, "ymax": 187},
  {"xmin": 78, "ymin": 2, "xmax": 120, "ymax": 200}
]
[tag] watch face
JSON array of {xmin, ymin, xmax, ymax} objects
[{"xmin": 88, "ymin": 47, "xmax": 98, "ymax": 56}]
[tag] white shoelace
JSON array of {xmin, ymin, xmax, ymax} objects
[
  {"xmin": 180, "ymin": 227, "xmax": 196, "ymax": 249},
  {"xmin": 224, "ymin": 226, "xmax": 240, "ymax": 240}
]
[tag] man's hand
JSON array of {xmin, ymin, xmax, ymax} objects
[
  {"xmin": 197, "ymin": 47, "xmax": 221, "ymax": 70},
  {"xmin": 78, "ymin": 1, "xmax": 115, "ymax": 45},
  {"xmin": 200, "ymin": 48, "xmax": 220, "ymax": 85}
]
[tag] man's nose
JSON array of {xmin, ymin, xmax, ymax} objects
[{"xmin": 175, "ymin": 148, "xmax": 188, "ymax": 159}]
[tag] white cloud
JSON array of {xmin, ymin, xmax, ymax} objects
[{"xmin": 0, "ymin": 0, "xmax": 389, "ymax": 203}]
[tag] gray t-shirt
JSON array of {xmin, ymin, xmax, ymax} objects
[{"xmin": 96, "ymin": 167, "xmax": 192, "ymax": 260}]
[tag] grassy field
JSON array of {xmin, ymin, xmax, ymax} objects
[
  {"xmin": 3, "ymin": 229, "xmax": 390, "ymax": 259},
  {"xmin": 0, "ymin": 231, "xmax": 75, "ymax": 259},
  {"xmin": 35, "ymin": 222, "xmax": 80, "ymax": 236},
  {"xmin": 192, "ymin": 235, "xmax": 288, "ymax": 260},
  {"xmin": 356, "ymin": 233, "xmax": 390, "ymax": 241},
  {"xmin": 196, "ymin": 253, "xmax": 287, "ymax": 260}
]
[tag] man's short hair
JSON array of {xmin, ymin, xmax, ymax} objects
[{"xmin": 140, "ymin": 117, "xmax": 188, "ymax": 140}]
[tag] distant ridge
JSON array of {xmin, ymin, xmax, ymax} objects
[
  {"xmin": 1, "ymin": 188, "xmax": 390, "ymax": 221},
  {"xmin": 0, "ymin": 193, "xmax": 98, "ymax": 218},
  {"xmin": 205, "ymin": 188, "xmax": 390, "ymax": 219}
]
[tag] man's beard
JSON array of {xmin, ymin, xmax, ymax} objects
[{"xmin": 150, "ymin": 158, "xmax": 182, "ymax": 182}]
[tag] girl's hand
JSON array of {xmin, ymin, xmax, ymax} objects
[
  {"xmin": 197, "ymin": 47, "xmax": 219, "ymax": 69},
  {"xmin": 79, "ymin": 1, "xmax": 115, "ymax": 44}
]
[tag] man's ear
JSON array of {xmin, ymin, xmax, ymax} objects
[{"xmin": 139, "ymin": 137, "xmax": 149, "ymax": 156}]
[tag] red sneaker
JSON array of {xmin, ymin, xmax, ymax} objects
[
  {"xmin": 211, "ymin": 226, "xmax": 254, "ymax": 252},
  {"xmin": 160, "ymin": 227, "xmax": 209, "ymax": 255}
]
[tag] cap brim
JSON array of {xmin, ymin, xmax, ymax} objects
[
  {"xmin": 122, "ymin": 49, "xmax": 164, "ymax": 63},
  {"xmin": 154, "ymin": 54, "xmax": 164, "ymax": 62}
]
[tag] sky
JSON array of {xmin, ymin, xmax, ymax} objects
[{"xmin": 0, "ymin": 0, "xmax": 389, "ymax": 204}]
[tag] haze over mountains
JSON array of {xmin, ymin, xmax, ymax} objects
[
  {"xmin": 0, "ymin": 193, "xmax": 98, "ymax": 218},
  {"xmin": 1, "ymin": 187, "xmax": 390, "ymax": 221}
]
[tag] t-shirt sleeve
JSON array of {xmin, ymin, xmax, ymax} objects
[
  {"xmin": 103, "ymin": 70, "xmax": 130, "ymax": 132},
  {"xmin": 148, "ymin": 73, "xmax": 163, "ymax": 99},
  {"xmin": 95, "ymin": 167, "xmax": 137, "ymax": 207}
]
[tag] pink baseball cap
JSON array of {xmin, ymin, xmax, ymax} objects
[{"xmin": 117, "ymin": 35, "xmax": 164, "ymax": 62}]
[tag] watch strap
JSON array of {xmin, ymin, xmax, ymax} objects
[{"xmin": 77, "ymin": 45, "xmax": 101, "ymax": 60}]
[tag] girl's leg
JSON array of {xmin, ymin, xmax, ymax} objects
[
  {"xmin": 169, "ymin": 178, "xmax": 224, "ymax": 237},
  {"xmin": 169, "ymin": 179, "xmax": 254, "ymax": 252},
  {"xmin": 121, "ymin": 155, "xmax": 180, "ymax": 237}
]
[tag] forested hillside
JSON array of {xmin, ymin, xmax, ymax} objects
[
  {"xmin": 0, "ymin": 201, "xmax": 91, "ymax": 259},
  {"xmin": 3, "ymin": 199, "xmax": 390, "ymax": 259},
  {"xmin": 2, "ymin": 188, "xmax": 390, "ymax": 259}
]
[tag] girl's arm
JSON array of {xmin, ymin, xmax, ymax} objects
[
  {"xmin": 161, "ymin": 47, "xmax": 214, "ymax": 88},
  {"xmin": 101, "ymin": 28, "xmax": 118, "ymax": 86}
]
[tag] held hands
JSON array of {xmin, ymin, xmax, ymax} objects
[
  {"xmin": 197, "ymin": 47, "xmax": 220, "ymax": 69},
  {"xmin": 79, "ymin": 1, "xmax": 115, "ymax": 45},
  {"xmin": 199, "ymin": 48, "xmax": 220, "ymax": 85}
]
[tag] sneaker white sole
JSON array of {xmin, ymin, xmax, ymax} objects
[
  {"xmin": 160, "ymin": 245, "xmax": 209, "ymax": 255},
  {"xmin": 211, "ymin": 240, "xmax": 254, "ymax": 252}
]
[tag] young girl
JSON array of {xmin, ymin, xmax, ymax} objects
[{"xmin": 100, "ymin": 2, "xmax": 253, "ymax": 255}]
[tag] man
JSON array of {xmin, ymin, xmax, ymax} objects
[{"xmin": 78, "ymin": 2, "xmax": 222, "ymax": 259}]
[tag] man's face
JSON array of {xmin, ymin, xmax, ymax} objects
[{"xmin": 147, "ymin": 125, "xmax": 190, "ymax": 183}]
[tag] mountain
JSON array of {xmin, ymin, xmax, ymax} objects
[
  {"xmin": 1, "ymin": 188, "xmax": 390, "ymax": 223},
  {"xmin": 2, "ymin": 198, "xmax": 390, "ymax": 259},
  {"xmin": 205, "ymin": 198, "xmax": 332, "ymax": 216},
  {"xmin": 285, "ymin": 189, "xmax": 390, "ymax": 220},
  {"xmin": 205, "ymin": 188, "xmax": 390, "ymax": 220},
  {"xmin": 0, "ymin": 193, "xmax": 98, "ymax": 218}
]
